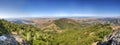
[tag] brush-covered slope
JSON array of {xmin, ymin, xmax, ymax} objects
[
  {"xmin": 54, "ymin": 18, "xmax": 81, "ymax": 29},
  {"xmin": 0, "ymin": 19, "xmax": 42, "ymax": 45},
  {"xmin": 0, "ymin": 19, "xmax": 113, "ymax": 45},
  {"xmin": 0, "ymin": 19, "xmax": 39, "ymax": 35},
  {"xmin": 0, "ymin": 19, "xmax": 10, "ymax": 35},
  {"xmin": 53, "ymin": 23, "xmax": 112, "ymax": 45},
  {"xmin": 41, "ymin": 18, "xmax": 83, "ymax": 33}
]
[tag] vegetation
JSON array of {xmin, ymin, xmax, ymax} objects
[{"xmin": 0, "ymin": 19, "xmax": 112, "ymax": 45}]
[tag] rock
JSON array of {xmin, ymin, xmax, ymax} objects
[
  {"xmin": 0, "ymin": 34, "xmax": 18, "ymax": 45},
  {"xmin": 92, "ymin": 41, "xmax": 99, "ymax": 45},
  {"xmin": 0, "ymin": 34, "xmax": 28, "ymax": 45},
  {"xmin": 98, "ymin": 30, "xmax": 120, "ymax": 45},
  {"xmin": 0, "ymin": 35, "xmax": 7, "ymax": 41}
]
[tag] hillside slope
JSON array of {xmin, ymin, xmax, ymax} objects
[
  {"xmin": 54, "ymin": 18, "xmax": 81, "ymax": 29},
  {"xmin": 0, "ymin": 19, "xmax": 113, "ymax": 45}
]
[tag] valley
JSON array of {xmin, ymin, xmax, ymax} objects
[{"xmin": 0, "ymin": 17, "xmax": 119, "ymax": 45}]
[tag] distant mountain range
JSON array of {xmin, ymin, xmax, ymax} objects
[{"xmin": 5, "ymin": 17, "xmax": 120, "ymax": 28}]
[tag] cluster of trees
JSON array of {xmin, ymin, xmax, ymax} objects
[{"xmin": 0, "ymin": 19, "xmax": 112, "ymax": 45}]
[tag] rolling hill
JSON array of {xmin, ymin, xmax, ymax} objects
[{"xmin": 0, "ymin": 18, "xmax": 115, "ymax": 45}]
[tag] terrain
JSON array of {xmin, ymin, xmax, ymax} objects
[{"xmin": 0, "ymin": 17, "xmax": 120, "ymax": 45}]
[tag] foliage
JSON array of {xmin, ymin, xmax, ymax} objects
[{"xmin": 0, "ymin": 19, "xmax": 112, "ymax": 45}]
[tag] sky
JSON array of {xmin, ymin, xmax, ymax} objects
[{"xmin": 0, "ymin": 0, "xmax": 120, "ymax": 18}]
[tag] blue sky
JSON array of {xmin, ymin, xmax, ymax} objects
[{"xmin": 0, "ymin": 0, "xmax": 120, "ymax": 18}]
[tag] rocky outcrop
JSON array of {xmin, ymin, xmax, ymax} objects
[
  {"xmin": 11, "ymin": 32, "xmax": 28, "ymax": 45},
  {"xmin": 98, "ymin": 30, "xmax": 120, "ymax": 45},
  {"xmin": 0, "ymin": 34, "xmax": 28, "ymax": 45},
  {"xmin": 12, "ymin": 34, "xmax": 28, "ymax": 45},
  {"xmin": 0, "ymin": 34, "xmax": 18, "ymax": 45}
]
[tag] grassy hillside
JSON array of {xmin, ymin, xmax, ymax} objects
[{"xmin": 0, "ymin": 19, "xmax": 112, "ymax": 45}]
